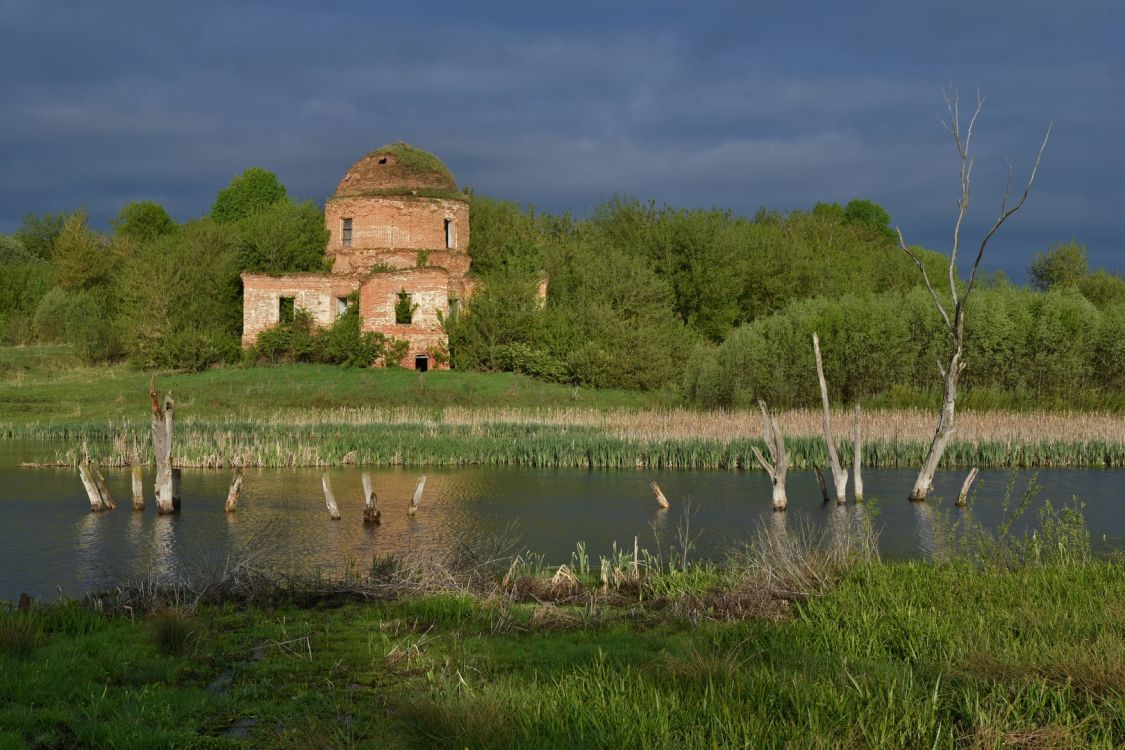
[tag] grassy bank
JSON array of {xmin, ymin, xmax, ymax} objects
[
  {"xmin": 3, "ymin": 345, "xmax": 1124, "ymax": 469},
  {"xmin": 3, "ymin": 559, "xmax": 1123, "ymax": 747}
]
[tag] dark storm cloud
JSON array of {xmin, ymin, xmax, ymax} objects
[{"xmin": 1, "ymin": 0, "xmax": 1122, "ymax": 277}]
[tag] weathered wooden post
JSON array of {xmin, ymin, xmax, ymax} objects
[
  {"xmin": 78, "ymin": 462, "xmax": 108, "ymax": 512},
  {"xmin": 812, "ymin": 333, "xmax": 848, "ymax": 505},
  {"xmin": 751, "ymin": 399, "xmax": 788, "ymax": 512},
  {"xmin": 956, "ymin": 467, "xmax": 980, "ymax": 507},
  {"xmin": 650, "ymin": 482, "xmax": 671, "ymax": 510},
  {"xmin": 853, "ymin": 404, "xmax": 864, "ymax": 503},
  {"xmin": 322, "ymin": 472, "xmax": 341, "ymax": 520},
  {"xmin": 224, "ymin": 469, "xmax": 243, "ymax": 513},
  {"xmin": 408, "ymin": 475, "xmax": 426, "ymax": 516},
  {"xmin": 93, "ymin": 466, "xmax": 117, "ymax": 511},
  {"xmin": 361, "ymin": 472, "xmax": 381, "ymax": 525},
  {"xmin": 131, "ymin": 465, "xmax": 144, "ymax": 511},
  {"xmin": 149, "ymin": 378, "xmax": 176, "ymax": 514},
  {"xmin": 812, "ymin": 464, "xmax": 830, "ymax": 504}
]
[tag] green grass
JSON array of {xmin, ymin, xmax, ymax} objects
[
  {"xmin": 0, "ymin": 345, "xmax": 667, "ymax": 425},
  {"xmin": 3, "ymin": 563, "xmax": 1123, "ymax": 748},
  {"xmin": 3, "ymin": 346, "xmax": 1122, "ymax": 469}
]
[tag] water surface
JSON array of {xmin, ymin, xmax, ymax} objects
[{"xmin": 1, "ymin": 440, "xmax": 1121, "ymax": 600}]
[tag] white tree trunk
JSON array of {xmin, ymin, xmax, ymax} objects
[
  {"xmin": 78, "ymin": 463, "xmax": 107, "ymax": 512},
  {"xmin": 93, "ymin": 467, "xmax": 117, "ymax": 511},
  {"xmin": 812, "ymin": 333, "xmax": 848, "ymax": 504},
  {"xmin": 322, "ymin": 472, "xmax": 341, "ymax": 520},
  {"xmin": 225, "ymin": 469, "xmax": 243, "ymax": 513},
  {"xmin": 409, "ymin": 475, "xmax": 426, "ymax": 516},
  {"xmin": 362, "ymin": 472, "xmax": 381, "ymax": 525},
  {"xmin": 150, "ymin": 381, "xmax": 176, "ymax": 514},
  {"xmin": 956, "ymin": 467, "xmax": 980, "ymax": 507},
  {"xmin": 650, "ymin": 482, "xmax": 671, "ymax": 510},
  {"xmin": 910, "ymin": 346, "xmax": 961, "ymax": 501},
  {"xmin": 131, "ymin": 465, "xmax": 144, "ymax": 511},
  {"xmin": 751, "ymin": 399, "xmax": 788, "ymax": 511}
]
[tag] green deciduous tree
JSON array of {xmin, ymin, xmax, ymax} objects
[
  {"xmin": 236, "ymin": 199, "xmax": 329, "ymax": 274},
  {"xmin": 211, "ymin": 167, "xmax": 288, "ymax": 224},
  {"xmin": 113, "ymin": 201, "xmax": 177, "ymax": 243},
  {"xmin": 1028, "ymin": 241, "xmax": 1087, "ymax": 291}
]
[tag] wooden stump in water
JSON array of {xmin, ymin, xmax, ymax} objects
[
  {"xmin": 150, "ymin": 379, "xmax": 176, "ymax": 514},
  {"xmin": 93, "ymin": 466, "xmax": 117, "ymax": 511},
  {"xmin": 751, "ymin": 399, "xmax": 789, "ymax": 512},
  {"xmin": 362, "ymin": 472, "xmax": 381, "ymax": 525},
  {"xmin": 78, "ymin": 463, "xmax": 107, "ymax": 512},
  {"xmin": 408, "ymin": 475, "xmax": 426, "ymax": 516},
  {"xmin": 131, "ymin": 465, "xmax": 144, "ymax": 511},
  {"xmin": 650, "ymin": 482, "xmax": 671, "ymax": 510},
  {"xmin": 812, "ymin": 463, "xmax": 831, "ymax": 504},
  {"xmin": 956, "ymin": 467, "xmax": 980, "ymax": 507},
  {"xmin": 322, "ymin": 472, "xmax": 341, "ymax": 520},
  {"xmin": 853, "ymin": 403, "xmax": 864, "ymax": 503},
  {"xmin": 225, "ymin": 469, "xmax": 244, "ymax": 513}
]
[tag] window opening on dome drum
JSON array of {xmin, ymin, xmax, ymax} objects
[
  {"xmin": 444, "ymin": 218, "xmax": 453, "ymax": 248},
  {"xmin": 342, "ymin": 218, "xmax": 352, "ymax": 248}
]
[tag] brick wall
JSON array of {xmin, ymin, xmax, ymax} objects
[
  {"xmin": 325, "ymin": 196, "xmax": 469, "ymax": 258},
  {"xmin": 241, "ymin": 273, "xmax": 359, "ymax": 346}
]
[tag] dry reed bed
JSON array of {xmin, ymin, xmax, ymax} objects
[{"xmin": 193, "ymin": 406, "xmax": 1125, "ymax": 446}]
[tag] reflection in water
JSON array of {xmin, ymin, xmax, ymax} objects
[
  {"xmin": 912, "ymin": 501, "xmax": 938, "ymax": 560},
  {"xmin": 74, "ymin": 513, "xmax": 105, "ymax": 594},
  {"xmin": 151, "ymin": 516, "xmax": 179, "ymax": 584},
  {"xmin": 0, "ymin": 440, "xmax": 1123, "ymax": 601}
]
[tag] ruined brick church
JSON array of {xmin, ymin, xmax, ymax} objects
[{"xmin": 240, "ymin": 143, "xmax": 474, "ymax": 370}]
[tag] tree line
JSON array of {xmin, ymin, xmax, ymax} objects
[{"xmin": 2, "ymin": 170, "xmax": 1122, "ymax": 407}]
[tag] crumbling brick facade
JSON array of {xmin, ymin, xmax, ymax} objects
[{"xmin": 241, "ymin": 144, "xmax": 473, "ymax": 370}]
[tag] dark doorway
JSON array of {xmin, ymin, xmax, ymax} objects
[{"xmin": 414, "ymin": 355, "xmax": 429, "ymax": 372}]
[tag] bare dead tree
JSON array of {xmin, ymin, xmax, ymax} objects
[
  {"xmin": 751, "ymin": 399, "xmax": 788, "ymax": 511},
  {"xmin": 362, "ymin": 472, "xmax": 381, "ymax": 525},
  {"xmin": 898, "ymin": 89, "xmax": 1050, "ymax": 501},
  {"xmin": 409, "ymin": 475, "xmax": 427, "ymax": 516},
  {"xmin": 224, "ymin": 469, "xmax": 244, "ymax": 513},
  {"xmin": 650, "ymin": 482, "xmax": 671, "ymax": 510},
  {"xmin": 149, "ymin": 377, "xmax": 176, "ymax": 514},
  {"xmin": 812, "ymin": 333, "xmax": 848, "ymax": 504},
  {"xmin": 322, "ymin": 472, "xmax": 341, "ymax": 520},
  {"xmin": 956, "ymin": 467, "xmax": 980, "ymax": 507}
]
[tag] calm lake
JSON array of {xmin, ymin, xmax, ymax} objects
[{"xmin": 1, "ymin": 440, "xmax": 1122, "ymax": 601}]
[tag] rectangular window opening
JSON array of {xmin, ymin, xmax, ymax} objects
[
  {"xmin": 444, "ymin": 218, "xmax": 453, "ymax": 249},
  {"xmin": 336, "ymin": 296, "xmax": 349, "ymax": 315},
  {"xmin": 279, "ymin": 296, "xmax": 295, "ymax": 324},
  {"xmin": 342, "ymin": 218, "xmax": 353, "ymax": 248},
  {"xmin": 395, "ymin": 290, "xmax": 415, "ymax": 325}
]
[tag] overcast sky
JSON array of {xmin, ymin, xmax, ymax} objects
[{"xmin": 1, "ymin": 1, "xmax": 1121, "ymax": 278}]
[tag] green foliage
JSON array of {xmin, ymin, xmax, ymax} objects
[
  {"xmin": 115, "ymin": 219, "xmax": 242, "ymax": 371},
  {"xmin": 312, "ymin": 295, "xmax": 385, "ymax": 367},
  {"xmin": 1078, "ymin": 268, "xmax": 1125, "ymax": 308},
  {"xmin": 247, "ymin": 298, "xmax": 386, "ymax": 367},
  {"xmin": 394, "ymin": 289, "xmax": 418, "ymax": 325},
  {"xmin": 51, "ymin": 211, "xmax": 116, "ymax": 294},
  {"xmin": 211, "ymin": 166, "xmax": 287, "ymax": 224},
  {"xmin": 843, "ymin": 197, "xmax": 896, "ymax": 242},
  {"xmin": 236, "ymin": 199, "xmax": 330, "ymax": 274},
  {"xmin": 1028, "ymin": 240, "xmax": 1088, "ymax": 291},
  {"xmin": 0, "ymin": 235, "xmax": 37, "ymax": 264},
  {"xmin": 112, "ymin": 201, "xmax": 177, "ymax": 243},
  {"xmin": 368, "ymin": 142, "xmax": 454, "ymax": 182},
  {"xmin": 0, "ymin": 260, "xmax": 53, "ymax": 344},
  {"xmin": 688, "ymin": 285, "xmax": 1125, "ymax": 409},
  {"xmin": 383, "ymin": 337, "xmax": 409, "ymax": 367},
  {"xmin": 468, "ymin": 194, "xmax": 559, "ymax": 275},
  {"xmin": 13, "ymin": 212, "xmax": 66, "ymax": 261}
]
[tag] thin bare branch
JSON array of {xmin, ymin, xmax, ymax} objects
[
  {"xmin": 965, "ymin": 121, "xmax": 1052, "ymax": 298},
  {"xmin": 897, "ymin": 227, "xmax": 952, "ymax": 333}
]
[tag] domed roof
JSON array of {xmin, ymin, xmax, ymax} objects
[{"xmin": 333, "ymin": 142, "xmax": 458, "ymax": 198}]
